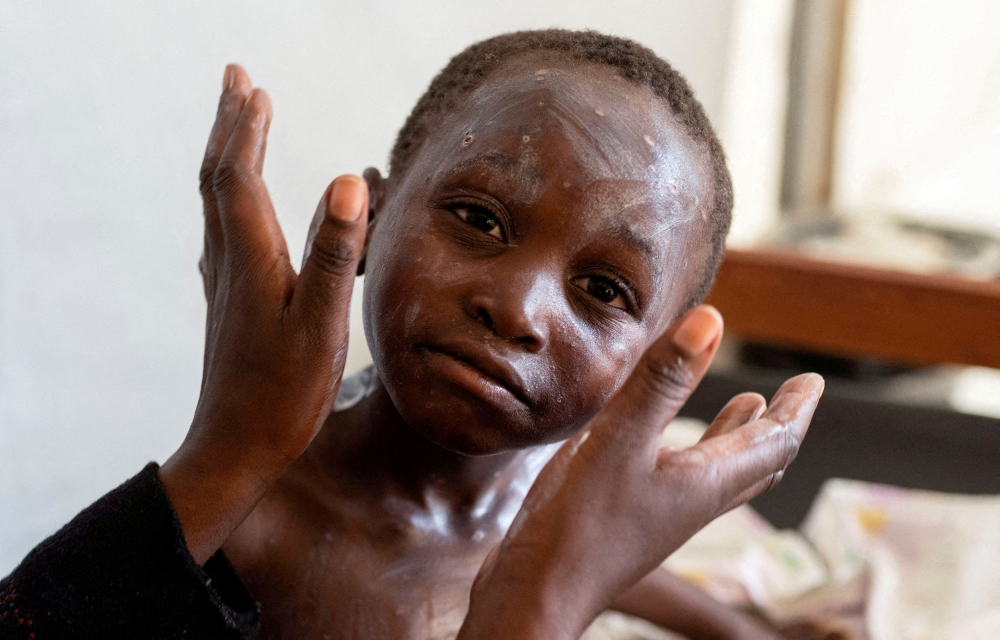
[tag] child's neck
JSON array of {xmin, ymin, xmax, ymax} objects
[{"xmin": 307, "ymin": 370, "xmax": 558, "ymax": 521}]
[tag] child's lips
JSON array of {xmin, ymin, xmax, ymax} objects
[{"xmin": 420, "ymin": 340, "xmax": 532, "ymax": 408}]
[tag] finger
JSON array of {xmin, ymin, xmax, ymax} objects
[
  {"xmin": 591, "ymin": 305, "xmax": 723, "ymax": 451},
  {"xmin": 214, "ymin": 88, "xmax": 289, "ymax": 266},
  {"xmin": 698, "ymin": 392, "xmax": 766, "ymax": 441},
  {"xmin": 201, "ymin": 65, "xmax": 253, "ymax": 192},
  {"xmin": 292, "ymin": 176, "xmax": 368, "ymax": 343},
  {"xmin": 679, "ymin": 373, "xmax": 824, "ymax": 511},
  {"xmin": 760, "ymin": 373, "xmax": 825, "ymax": 427},
  {"xmin": 200, "ymin": 65, "xmax": 252, "ymax": 273}
]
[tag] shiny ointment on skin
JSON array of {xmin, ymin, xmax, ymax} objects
[{"xmin": 361, "ymin": 52, "xmax": 716, "ymax": 456}]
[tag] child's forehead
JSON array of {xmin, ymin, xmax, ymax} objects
[
  {"xmin": 421, "ymin": 54, "xmax": 712, "ymax": 235},
  {"xmin": 462, "ymin": 53, "xmax": 676, "ymax": 149}
]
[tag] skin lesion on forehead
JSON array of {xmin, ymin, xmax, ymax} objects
[
  {"xmin": 468, "ymin": 56, "xmax": 659, "ymax": 134},
  {"xmin": 437, "ymin": 57, "xmax": 710, "ymax": 209},
  {"xmin": 413, "ymin": 51, "xmax": 709, "ymax": 186}
]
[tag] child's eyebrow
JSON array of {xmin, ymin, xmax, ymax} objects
[
  {"xmin": 446, "ymin": 150, "xmax": 544, "ymax": 203},
  {"xmin": 603, "ymin": 219, "xmax": 663, "ymax": 281}
]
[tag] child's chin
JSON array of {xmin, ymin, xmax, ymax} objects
[
  {"xmin": 410, "ymin": 415, "xmax": 527, "ymax": 456},
  {"xmin": 385, "ymin": 380, "xmax": 538, "ymax": 456},
  {"xmin": 400, "ymin": 404, "xmax": 542, "ymax": 457}
]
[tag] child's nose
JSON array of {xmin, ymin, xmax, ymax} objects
[{"xmin": 464, "ymin": 273, "xmax": 559, "ymax": 353}]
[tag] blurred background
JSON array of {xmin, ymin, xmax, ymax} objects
[{"xmin": 3, "ymin": 0, "xmax": 1000, "ymax": 593}]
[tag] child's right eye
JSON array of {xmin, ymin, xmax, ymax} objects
[{"xmin": 452, "ymin": 204, "xmax": 505, "ymax": 241}]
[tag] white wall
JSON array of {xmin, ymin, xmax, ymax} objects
[
  {"xmin": 716, "ymin": 0, "xmax": 794, "ymax": 246},
  {"xmin": 0, "ymin": 0, "xmax": 736, "ymax": 575},
  {"xmin": 833, "ymin": 0, "xmax": 1000, "ymax": 234}
]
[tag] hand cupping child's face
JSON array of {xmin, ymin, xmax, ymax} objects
[{"xmin": 362, "ymin": 54, "xmax": 716, "ymax": 455}]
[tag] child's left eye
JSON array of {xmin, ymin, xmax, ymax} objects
[
  {"xmin": 453, "ymin": 205, "xmax": 504, "ymax": 240},
  {"xmin": 573, "ymin": 276, "xmax": 628, "ymax": 310}
]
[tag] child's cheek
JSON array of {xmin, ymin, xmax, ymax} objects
[
  {"xmin": 558, "ymin": 323, "xmax": 647, "ymax": 427},
  {"xmin": 365, "ymin": 206, "xmax": 463, "ymax": 347}
]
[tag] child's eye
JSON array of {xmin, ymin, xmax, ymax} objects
[
  {"xmin": 453, "ymin": 205, "xmax": 504, "ymax": 240},
  {"xmin": 573, "ymin": 275, "xmax": 628, "ymax": 310}
]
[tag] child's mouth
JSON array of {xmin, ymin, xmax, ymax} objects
[{"xmin": 420, "ymin": 341, "xmax": 531, "ymax": 409}]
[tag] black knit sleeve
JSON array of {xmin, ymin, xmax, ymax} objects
[{"xmin": 0, "ymin": 463, "xmax": 260, "ymax": 639}]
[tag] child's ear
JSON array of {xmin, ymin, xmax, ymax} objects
[{"xmin": 358, "ymin": 167, "xmax": 387, "ymax": 275}]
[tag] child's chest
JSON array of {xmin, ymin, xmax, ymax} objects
[{"xmin": 224, "ymin": 481, "xmax": 507, "ymax": 640}]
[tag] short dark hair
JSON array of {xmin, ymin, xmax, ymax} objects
[{"xmin": 389, "ymin": 29, "xmax": 732, "ymax": 311}]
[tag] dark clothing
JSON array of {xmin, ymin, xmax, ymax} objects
[{"xmin": 0, "ymin": 464, "xmax": 259, "ymax": 639}]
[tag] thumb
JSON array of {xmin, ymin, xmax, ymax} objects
[
  {"xmin": 293, "ymin": 175, "xmax": 368, "ymax": 336},
  {"xmin": 591, "ymin": 305, "xmax": 723, "ymax": 451}
]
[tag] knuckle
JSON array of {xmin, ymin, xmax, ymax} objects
[
  {"xmin": 198, "ymin": 164, "xmax": 217, "ymax": 196},
  {"xmin": 659, "ymin": 447, "xmax": 706, "ymax": 479},
  {"xmin": 212, "ymin": 161, "xmax": 249, "ymax": 196},
  {"xmin": 776, "ymin": 424, "xmax": 802, "ymax": 467},
  {"xmin": 308, "ymin": 238, "xmax": 359, "ymax": 277},
  {"xmin": 642, "ymin": 351, "xmax": 696, "ymax": 403},
  {"xmin": 763, "ymin": 469, "xmax": 785, "ymax": 494}
]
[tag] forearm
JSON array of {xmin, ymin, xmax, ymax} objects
[
  {"xmin": 611, "ymin": 567, "xmax": 778, "ymax": 640},
  {"xmin": 458, "ymin": 557, "xmax": 599, "ymax": 640},
  {"xmin": 459, "ymin": 599, "xmax": 575, "ymax": 640},
  {"xmin": 459, "ymin": 567, "xmax": 772, "ymax": 640}
]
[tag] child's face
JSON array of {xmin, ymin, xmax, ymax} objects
[{"xmin": 362, "ymin": 53, "xmax": 715, "ymax": 455}]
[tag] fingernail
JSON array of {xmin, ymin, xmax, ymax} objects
[
  {"xmin": 328, "ymin": 175, "xmax": 368, "ymax": 222},
  {"xmin": 672, "ymin": 305, "xmax": 723, "ymax": 356},
  {"xmin": 223, "ymin": 65, "xmax": 234, "ymax": 91}
]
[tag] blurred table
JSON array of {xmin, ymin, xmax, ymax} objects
[{"xmin": 705, "ymin": 248, "xmax": 1000, "ymax": 369}]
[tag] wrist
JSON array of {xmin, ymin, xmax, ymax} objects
[
  {"xmin": 159, "ymin": 426, "xmax": 291, "ymax": 564},
  {"xmin": 188, "ymin": 398, "xmax": 306, "ymax": 472},
  {"xmin": 460, "ymin": 560, "xmax": 597, "ymax": 640},
  {"xmin": 728, "ymin": 614, "xmax": 781, "ymax": 640},
  {"xmin": 687, "ymin": 606, "xmax": 775, "ymax": 640},
  {"xmin": 460, "ymin": 594, "xmax": 575, "ymax": 640}
]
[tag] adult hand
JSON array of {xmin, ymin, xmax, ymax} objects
[
  {"xmin": 459, "ymin": 305, "xmax": 824, "ymax": 640},
  {"xmin": 159, "ymin": 65, "xmax": 368, "ymax": 564}
]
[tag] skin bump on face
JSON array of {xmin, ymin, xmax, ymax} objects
[{"xmin": 361, "ymin": 53, "xmax": 717, "ymax": 456}]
